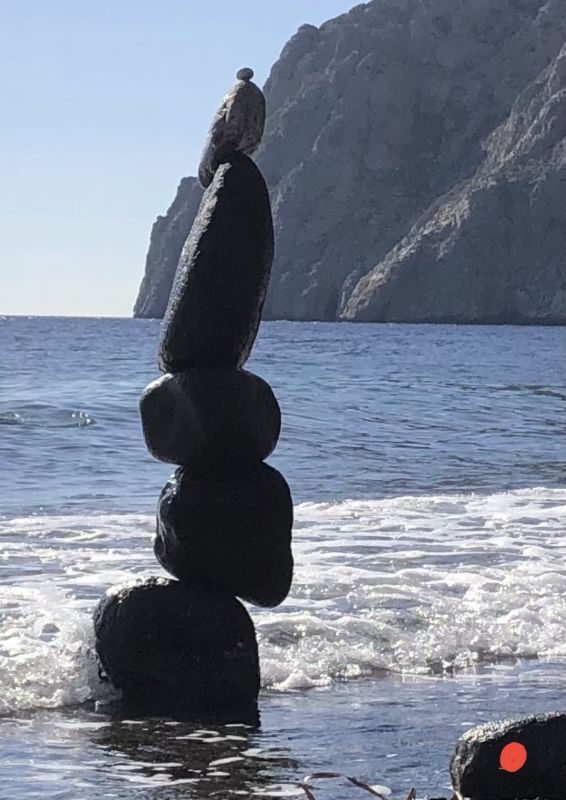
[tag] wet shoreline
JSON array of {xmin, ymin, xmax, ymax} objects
[{"xmin": 2, "ymin": 661, "xmax": 565, "ymax": 798}]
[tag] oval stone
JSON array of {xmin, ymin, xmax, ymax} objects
[
  {"xmin": 139, "ymin": 367, "xmax": 281, "ymax": 466},
  {"xmin": 155, "ymin": 464, "xmax": 294, "ymax": 607},
  {"xmin": 450, "ymin": 713, "xmax": 566, "ymax": 800},
  {"xmin": 236, "ymin": 67, "xmax": 254, "ymax": 81},
  {"xmin": 159, "ymin": 154, "xmax": 273, "ymax": 372}
]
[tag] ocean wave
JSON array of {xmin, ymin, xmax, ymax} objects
[
  {"xmin": 0, "ymin": 406, "xmax": 96, "ymax": 428},
  {"xmin": 0, "ymin": 487, "xmax": 565, "ymax": 712}
]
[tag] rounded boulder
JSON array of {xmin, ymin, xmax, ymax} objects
[
  {"xmin": 94, "ymin": 578, "xmax": 260, "ymax": 725},
  {"xmin": 139, "ymin": 367, "xmax": 281, "ymax": 466},
  {"xmin": 155, "ymin": 464, "xmax": 294, "ymax": 607}
]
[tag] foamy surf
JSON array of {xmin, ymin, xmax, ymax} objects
[
  {"xmin": 0, "ymin": 406, "xmax": 96, "ymax": 427},
  {"xmin": 0, "ymin": 487, "xmax": 565, "ymax": 713}
]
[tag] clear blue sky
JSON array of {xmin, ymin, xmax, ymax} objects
[{"xmin": 0, "ymin": 0, "xmax": 351, "ymax": 317}]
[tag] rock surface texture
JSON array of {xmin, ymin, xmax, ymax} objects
[
  {"xmin": 450, "ymin": 713, "xmax": 566, "ymax": 800},
  {"xmin": 155, "ymin": 465, "xmax": 294, "ymax": 607},
  {"xmin": 133, "ymin": 0, "xmax": 566, "ymax": 325},
  {"xmin": 140, "ymin": 368, "xmax": 281, "ymax": 466},
  {"xmin": 198, "ymin": 68, "xmax": 266, "ymax": 188},
  {"xmin": 94, "ymin": 579, "xmax": 260, "ymax": 724},
  {"xmin": 343, "ymin": 41, "xmax": 566, "ymax": 324},
  {"xmin": 159, "ymin": 154, "xmax": 274, "ymax": 372},
  {"xmin": 96, "ymin": 71, "xmax": 293, "ymax": 723}
]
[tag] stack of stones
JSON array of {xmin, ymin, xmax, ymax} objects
[{"xmin": 94, "ymin": 69, "xmax": 293, "ymax": 725}]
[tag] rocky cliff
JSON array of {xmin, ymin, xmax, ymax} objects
[
  {"xmin": 134, "ymin": 0, "xmax": 565, "ymax": 324},
  {"xmin": 134, "ymin": 177, "xmax": 202, "ymax": 319},
  {"xmin": 344, "ymin": 42, "xmax": 566, "ymax": 323}
]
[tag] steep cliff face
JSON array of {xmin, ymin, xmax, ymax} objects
[
  {"xmin": 134, "ymin": 0, "xmax": 565, "ymax": 323},
  {"xmin": 343, "ymin": 43, "xmax": 566, "ymax": 323},
  {"xmin": 133, "ymin": 177, "xmax": 202, "ymax": 319}
]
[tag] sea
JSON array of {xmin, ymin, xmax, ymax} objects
[{"xmin": 0, "ymin": 316, "xmax": 565, "ymax": 799}]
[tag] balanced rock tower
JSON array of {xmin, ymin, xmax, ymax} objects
[{"xmin": 94, "ymin": 70, "xmax": 293, "ymax": 724}]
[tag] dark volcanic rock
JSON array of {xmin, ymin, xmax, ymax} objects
[
  {"xmin": 450, "ymin": 713, "xmax": 566, "ymax": 800},
  {"xmin": 134, "ymin": 0, "xmax": 565, "ymax": 324},
  {"xmin": 94, "ymin": 578, "xmax": 260, "ymax": 724},
  {"xmin": 155, "ymin": 464, "xmax": 294, "ymax": 607},
  {"xmin": 159, "ymin": 153, "xmax": 273, "ymax": 371},
  {"xmin": 198, "ymin": 71, "xmax": 266, "ymax": 188},
  {"xmin": 139, "ymin": 367, "xmax": 281, "ymax": 466}
]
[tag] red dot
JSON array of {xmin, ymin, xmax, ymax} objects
[{"xmin": 500, "ymin": 741, "xmax": 527, "ymax": 773}]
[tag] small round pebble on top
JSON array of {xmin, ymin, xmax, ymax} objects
[{"xmin": 236, "ymin": 67, "xmax": 254, "ymax": 82}]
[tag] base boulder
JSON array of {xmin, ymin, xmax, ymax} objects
[{"xmin": 94, "ymin": 578, "xmax": 260, "ymax": 724}]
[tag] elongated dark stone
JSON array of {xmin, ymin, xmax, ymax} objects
[
  {"xmin": 198, "ymin": 70, "xmax": 266, "ymax": 189},
  {"xmin": 159, "ymin": 154, "xmax": 273, "ymax": 372},
  {"xmin": 450, "ymin": 713, "xmax": 566, "ymax": 800},
  {"xmin": 139, "ymin": 368, "xmax": 280, "ymax": 466},
  {"xmin": 155, "ymin": 464, "xmax": 293, "ymax": 607},
  {"xmin": 94, "ymin": 578, "xmax": 260, "ymax": 725}
]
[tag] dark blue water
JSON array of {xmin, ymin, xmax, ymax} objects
[
  {"xmin": 1, "ymin": 317, "xmax": 564, "ymax": 517},
  {"xmin": 0, "ymin": 317, "xmax": 564, "ymax": 799}
]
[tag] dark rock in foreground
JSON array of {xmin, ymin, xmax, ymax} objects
[
  {"xmin": 140, "ymin": 367, "xmax": 281, "ymax": 466},
  {"xmin": 451, "ymin": 713, "xmax": 566, "ymax": 800},
  {"xmin": 94, "ymin": 578, "xmax": 260, "ymax": 724},
  {"xmin": 159, "ymin": 153, "xmax": 273, "ymax": 372},
  {"xmin": 155, "ymin": 464, "xmax": 293, "ymax": 607}
]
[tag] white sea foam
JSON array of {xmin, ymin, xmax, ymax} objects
[{"xmin": 0, "ymin": 487, "xmax": 565, "ymax": 712}]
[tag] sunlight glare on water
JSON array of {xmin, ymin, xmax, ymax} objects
[{"xmin": 0, "ymin": 317, "xmax": 564, "ymax": 797}]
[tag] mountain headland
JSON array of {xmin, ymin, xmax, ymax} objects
[{"xmin": 134, "ymin": 0, "xmax": 565, "ymax": 324}]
